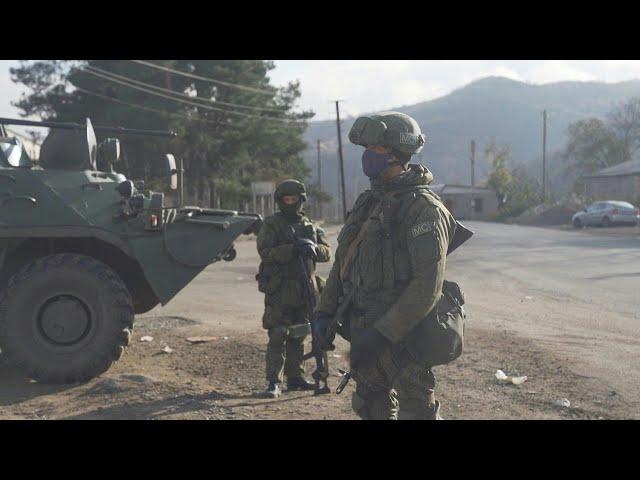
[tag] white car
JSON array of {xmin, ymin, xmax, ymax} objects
[{"xmin": 572, "ymin": 201, "xmax": 639, "ymax": 228}]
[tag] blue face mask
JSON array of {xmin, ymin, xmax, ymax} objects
[{"xmin": 362, "ymin": 149, "xmax": 393, "ymax": 179}]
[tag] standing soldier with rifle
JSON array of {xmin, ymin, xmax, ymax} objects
[
  {"xmin": 256, "ymin": 180, "xmax": 331, "ymax": 398},
  {"xmin": 312, "ymin": 112, "xmax": 471, "ymax": 420}
]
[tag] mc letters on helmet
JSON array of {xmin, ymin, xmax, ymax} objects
[{"xmin": 348, "ymin": 112, "xmax": 426, "ymax": 156}]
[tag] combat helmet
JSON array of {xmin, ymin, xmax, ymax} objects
[
  {"xmin": 274, "ymin": 179, "xmax": 307, "ymax": 202},
  {"xmin": 274, "ymin": 179, "xmax": 307, "ymax": 218},
  {"xmin": 348, "ymin": 111, "xmax": 426, "ymax": 164}
]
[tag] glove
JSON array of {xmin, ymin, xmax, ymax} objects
[
  {"xmin": 293, "ymin": 238, "xmax": 318, "ymax": 260},
  {"xmin": 349, "ymin": 327, "xmax": 389, "ymax": 370},
  {"xmin": 311, "ymin": 311, "xmax": 336, "ymax": 351}
]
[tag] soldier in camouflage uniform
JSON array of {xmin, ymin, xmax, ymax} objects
[
  {"xmin": 256, "ymin": 180, "xmax": 331, "ymax": 398},
  {"xmin": 314, "ymin": 112, "xmax": 457, "ymax": 419}
]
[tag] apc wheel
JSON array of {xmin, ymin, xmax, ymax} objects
[
  {"xmin": 602, "ymin": 216, "xmax": 611, "ymax": 227},
  {"xmin": 0, "ymin": 254, "xmax": 134, "ymax": 384},
  {"xmin": 573, "ymin": 218, "xmax": 583, "ymax": 228}
]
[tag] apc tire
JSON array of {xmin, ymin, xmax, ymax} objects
[
  {"xmin": 573, "ymin": 218, "xmax": 583, "ymax": 228},
  {"xmin": 602, "ymin": 217, "xmax": 611, "ymax": 228},
  {"xmin": 0, "ymin": 254, "xmax": 134, "ymax": 384}
]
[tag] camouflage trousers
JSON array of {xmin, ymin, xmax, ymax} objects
[
  {"xmin": 349, "ymin": 314, "xmax": 438, "ymax": 420},
  {"xmin": 263, "ymin": 304, "xmax": 308, "ymax": 383}
]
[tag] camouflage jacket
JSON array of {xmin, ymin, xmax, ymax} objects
[
  {"xmin": 256, "ymin": 212, "xmax": 331, "ymax": 308},
  {"xmin": 316, "ymin": 164, "xmax": 457, "ymax": 344}
]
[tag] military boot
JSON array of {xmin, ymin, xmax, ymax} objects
[
  {"xmin": 266, "ymin": 381, "xmax": 281, "ymax": 398},
  {"xmin": 286, "ymin": 376, "xmax": 315, "ymax": 391}
]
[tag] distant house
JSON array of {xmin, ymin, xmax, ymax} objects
[
  {"xmin": 582, "ymin": 159, "xmax": 640, "ymax": 204},
  {"xmin": 430, "ymin": 184, "xmax": 499, "ymax": 220}
]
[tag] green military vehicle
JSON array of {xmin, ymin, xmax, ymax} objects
[{"xmin": 0, "ymin": 117, "xmax": 261, "ymax": 383}]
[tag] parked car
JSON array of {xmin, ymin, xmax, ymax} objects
[{"xmin": 572, "ymin": 201, "xmax": 640, "ymax": 228}]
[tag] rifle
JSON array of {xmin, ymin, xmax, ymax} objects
[{"xmin": 286, "ymin": 226, "xmax": 331, "ymax": 395}]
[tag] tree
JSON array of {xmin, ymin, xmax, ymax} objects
[
  {"xmin": 484, "ymin": 139, "xmax": 542, "ymax": 219},
  {"xmin": 485, "ymin": 139, "xmax": 513, "ymax": 208},
  {"xmin": 10, "ymin": 60, "xmax": 314, "ymax": 209},
  {"xmin": 562, "ymin": 97, "xmax": 640, "ymax": 183},
  {"xmin": 562, "ymin": 118, "xmax": 624, "ymax": 178},
  {"xmin": 608, "ymin": 97, "xmax": 640, "ymax": 162}
]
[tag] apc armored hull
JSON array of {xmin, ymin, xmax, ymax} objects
[{"xmin": 0, "ymin": 166, "xmax": 261, "ymax": 383}]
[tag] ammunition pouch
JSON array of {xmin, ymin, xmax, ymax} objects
[
  {"xmin": 401, "ymin": 280, "xmax": 465, "ymax": 367},
  {"xmin": 256, "ymin": 262, "xmax": 284, "ymax": 294}
]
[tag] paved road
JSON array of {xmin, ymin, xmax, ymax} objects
[
  {"xmin": 448, "ymin": 222, "xmax": 640, "ymax": 402},
  {"xmin": 143, "ymin": 221, "xmax": 640, "ymax": 405}
]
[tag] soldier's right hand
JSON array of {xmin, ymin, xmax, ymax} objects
[{"xmin": 312, "ymin": 311, "xmax": 336, "ymax": 351}]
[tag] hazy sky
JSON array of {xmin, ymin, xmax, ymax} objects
[{"xmin": 4, "ymin": 60, "xmax": 640, "ymax": 121}]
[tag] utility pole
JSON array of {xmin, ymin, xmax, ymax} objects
[
  {"xmin": 542, "ymin": 109, "xmax": 547, "ymax": 201},
  {"xmin": 317, "ymin": 139, "xmax": 323, "ymax": 219},
  {"xmin": 470, "ymin": 139, "xmax": 476, "ymax": 187},
  {"xmin": 335, "ymin": 100, "xmax": 347, "ymax": 222}
]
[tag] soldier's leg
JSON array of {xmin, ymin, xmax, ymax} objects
[
  {"xmin": 351, "ymin": 381, "xmax": 399, "ymax": 420},
  {"xmin": 284, "ymin": 308, "xmax": 306, "ymax": 381},
  {"xmin": 263, "ymin": 300, "xmax": 290, "ymax": 384},
  {"xmin": 266, "ymin": 325, "xmax": 288, "ymax": 383},
  {"xmin": 394, "ymin": 364, "xmax": 440, "ymax": 420},
  {"xmin": 351, "ymin": 348, "xmax": 399, "ymax": 420}
]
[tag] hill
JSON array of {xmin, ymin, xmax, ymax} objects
[{"xmin": 304, "ymin": 76, "xmax": 640, "ymax": 215}]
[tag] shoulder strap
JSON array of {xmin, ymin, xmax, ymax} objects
[{"xmin": 339, "ymin": 201, "xmax": 383, "ymax": 281}]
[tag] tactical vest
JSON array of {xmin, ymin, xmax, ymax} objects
[
  {"xmin": 337, "ymin": 186, "xmax": 446, "ymax": 311},
  {"xmin": 337, "ymin": 186, "xmax": 466, "ymax": 367},
  {"xmin": 256, "ymin": 213, "xmax": 320, "ymax": 307}
]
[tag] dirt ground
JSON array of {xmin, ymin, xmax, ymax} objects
[
  {"xmin": 0, "ymin": 315, "xmax": 633, "ymax": 420},
  {"xmin": 1, "ymin": 222, "xmax": 638, "ymax": 420}
]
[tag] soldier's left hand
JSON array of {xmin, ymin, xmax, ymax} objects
[
  {"xmin": 293, "ymin": 238, "xmax": 318, "ymax": 260},
  {"xmin": 350, "ymin": 327, "xmax": 389, "ymax": 369}
]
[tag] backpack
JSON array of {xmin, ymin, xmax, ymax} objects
[{"xmin": 401, "ymin": 279, "xmax": 466, "ymax": 367}]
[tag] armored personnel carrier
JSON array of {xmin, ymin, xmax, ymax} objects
[{"xmin": 0, "ymin": 117, "xmax": 261, "ymax": 383}]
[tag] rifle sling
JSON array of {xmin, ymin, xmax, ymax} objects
[{"xmin": 339, "ymin": 201, "xmax": 383, "ymax": 281}]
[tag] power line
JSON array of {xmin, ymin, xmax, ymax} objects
[
  {"xmin": 85, "ymin": 64, "xmax": 287, "ymax": 114},
  {"xmin": 74, "ymin": 86, "xmax": 238, "ymax": 129},
  {"xmin": 130, "ymin": 60, "xmax": 277, "ymax": 96},
  {"xmin": 78, "ymin": 67, "xmax": 305, "ymax": 124},
  {"xmin": 334, "ymin": 100, "xmax": 347, "ymax": 222}
]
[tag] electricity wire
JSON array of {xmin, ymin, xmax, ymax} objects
[{"xmin": 130, "ymin": 60, "xmax": 277, "ymax": 96}]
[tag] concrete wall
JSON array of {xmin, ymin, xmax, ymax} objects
[{"xmin": 584, "ymin": 175, "xmax": 640, "ymax": 204}]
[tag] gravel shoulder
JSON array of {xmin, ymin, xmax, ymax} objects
[{"xmin": 0, "ymin": 315, "xmax": 634, "ymax": 420}]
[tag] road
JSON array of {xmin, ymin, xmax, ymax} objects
[
  {"xmin": 144, "ymin": 221, "xmax": 640, "ymax": 408},
  {"xmin": 448, "ymin": 222, "xmax": 640, "ymax": 403}
]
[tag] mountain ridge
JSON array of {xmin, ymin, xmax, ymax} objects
[{"xmin": 304, "ymin": 76, "xmax": 640, "ymax": 212}]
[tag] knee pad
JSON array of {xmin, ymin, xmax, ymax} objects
[{"xmin": 287, "ymin": 323, "xmax": 311, "ymax": 341}]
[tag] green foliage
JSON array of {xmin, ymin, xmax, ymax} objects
[
  {"xmin": 485, "ymin": 139, "xmax": 513, "ymax": 208},
  {"xmin": 562, "ymin": 97, "xmax": 640, "ymax": 186},
  {"xmin": 484, "ymin": 139, "xmax": 542, "ymax": 221},
  {"xmin": 562, "ymin": 118, "xmax": 624, "ymax": 178},
  {"xmin": 10, "ymin": 60, "xmax": 314, "ymax": 206}
]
